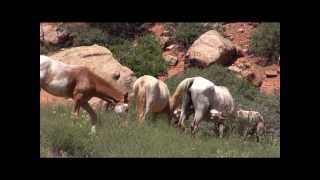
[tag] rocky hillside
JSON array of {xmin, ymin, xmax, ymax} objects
[
  {"xmin": 40, "ymin": 22, "xmax": 280, "ymax": 107},
  {"xmin": 223, "ymin": 23, "xmax": 280, "ymax": 95},
  {"xmin": 146, "ymin": 22, "xmax": 280, "ymax": 95}
]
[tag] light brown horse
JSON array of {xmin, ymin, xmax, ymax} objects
[
  {"xmin": 40, "ymin": 55, "xmax": 126, "ymax": 133},
  {"xmin": 132, "ymin": 75, "xmax": 173, "ymax": 124},
  {"xmin": 235, "ymin": 109, "xmax": 266, "ymax": 142}
]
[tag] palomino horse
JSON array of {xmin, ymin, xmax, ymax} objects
[
  {"xmin": 132, "ymin": 75, "xmax": 173, "ymax": 124},
  {"xmin": 40, "ymin": 55, "xmax": 126, "ymax": 133},
  {"xmin": 170, "ymin": 76, "xmax": 234, "ymax": 136}
]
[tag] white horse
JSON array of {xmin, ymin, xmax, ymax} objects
[
  {"xmin": 40, "ymin": 55, "xmax": 127, "ymax": 133},
  {"xmin": 170, "ymin": 76, "xmax": 234, "ymax": 136},
  {"xmin": 132, "ymin": 75, "xmax": 173, "ymax": 124}
]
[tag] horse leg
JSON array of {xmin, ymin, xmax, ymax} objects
[
  {"xmin": 72, "ymin": 93, "xmax": 83, "ymax": 122},
  {"xmin": 214, "ymin": 122, "xmax": 220, "ymax": 136},
  {"xmin": 256, "ymin": 122, "xmax": 265, "ymax": 142},
  {"xmin": 218, "ymin": 123, "xmax": 225, "ymax": 138},
  {"xmin": 143, "ymin": 87, "xmax": 153, "ymax": 122},
  {"xmin": 243, "ymin": 128, "xmax": 250, "ymax": 141},
  {"xmin": 80, "ymin": 101, "xmax": 98, "ymax": 134},
  {"xmin": 191, "ymin": 110, "xmax": 205, "ymax": 137},
  {"xmin": 178, "ymin": 110, "xmax": 188, "ymax": 130},
  {"xmin": 163, "ymin": 105, "xmax": 173, "ymax": 127},
  {"xmin": 244, "ymin": 126, "xmax": 255, "ymax": 141},
  {"xmin": 144, "ymin": 103, "xmax": 151, "ymax": 122},
  {"xmin": 136, "ymin": 90, "xmax": 146, "ymax": 124}
]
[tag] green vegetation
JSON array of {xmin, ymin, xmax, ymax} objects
[
  {"xmin": 40, "ymin": 105, "xmax": 279, "ymax": 157},
  {"xmin": 70, "ymin": 27, "xmax": 108, "ymax": 47},
  {"xmin": 249, "ymin": 23, "xmax": 280, "ymax": 64},
  {"xmin": 89, "ymin": 23, "xmax": 144, "ymax": 39},
  {"xmin": 169, "ymin": 23, "xmax": 224, "ymax": 48},
  {"xmin": 109, "ymin": 34, "xmax": 167, "ymax": 77}
]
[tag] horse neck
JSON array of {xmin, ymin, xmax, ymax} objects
[{"xmin": 91, "ymin": 73, "xmax": 123, "ymax": 102}]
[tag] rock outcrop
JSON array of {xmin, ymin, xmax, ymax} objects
[{"xmin": 186, "ymin": 30, "xmax": 239, "ymax": 67}]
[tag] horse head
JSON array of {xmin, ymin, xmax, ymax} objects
[
  {"xmin": 114, "ymin": 103, "xmax": 129, "ymax": 114},
  {"xmin": 209, "ymin": 109, "xmax": 226, "ymax": 121}
]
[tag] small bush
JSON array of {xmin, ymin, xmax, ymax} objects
[
  {"xmin": 89, "ymin": 23, "xmax": 144, "ymax": 39},
  {"xmin": 40, "ymin": 43, "xmax": 62, "ymax": 55},
  {"xmin": 40, "ymin": 44, "xmax": 48, "ymax": 54},
  {"xmin": 109, "ymin": 34, "xmax": 167, "ymax": 77},
  {"xmin": 173, "ymin": 23, "xmax": 224, "ymax": 48},
  {"xmin": 71, "ymin": 27, "xmax": 108, "ymax": 47},
  {"xmin": 249, "ymin": 23, "xmax": 280, "ymax": 64}
]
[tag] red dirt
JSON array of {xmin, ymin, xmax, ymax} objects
[
  {"xmin": 260, "ymin": 76, "xmax": 280, "ymax": 95},
  {"xmin": 148, "ymin": 23, "xmax": 165, "ymax": 37},
  {"xmin": 158, "ymin": 48, "xmax": 186, "ymax": 81},
  {"xmin": 147, "ymin": 23, "xmax": 186, "ymax": 82},
  {"xmin": 223, "ymin": 22, "xmax": 280, "ymax": 96},
  {"xmin": 223, "ymin": 22, "xmax": 256, "ymax": 49}
]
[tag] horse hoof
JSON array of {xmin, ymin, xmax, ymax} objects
[{"xmin": 89, "ymin": 126, "xmax": 96, "ymax": 135}]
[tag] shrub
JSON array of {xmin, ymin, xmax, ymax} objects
[
  {"xmin": 70, "ymin": 27, "xmax": 108, "ymax": 47},
  {"xmin": 109, "ymin": 34, "xmax": 167, "ymax": 77},
  {"xmin": 40, "ymin": 43, "xmax": 48, "ymax": 54},
  {"xmin": 172, "ymin": 23, "xmax": 224, "ymax": 48},
  {"xmin": 40, "ymin": 43, "xmax": 62, "ymax": 55},
  {"xmin": 249, "ymin": 23, "xmax": 280, "ymax": 64},
  {"xmin": 89, "ymin": 23, "xmax": 144, "ymax": 39}
]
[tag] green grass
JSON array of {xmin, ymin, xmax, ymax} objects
[
  {"xmin": 40, "ymin": 104, "xmax": 279, "ymax": 158},
  {"xmin": 249, "ymin": 23, "xmax": 280, "ymax": 64}
]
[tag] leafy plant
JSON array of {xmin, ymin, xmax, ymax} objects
[
  {"xmin": 249, "ymin": 23, "xmax": 280, "ymax": 64},
  {"xmin": 109, "ymin": 34, "xmax": 167, "ymax": 77}
]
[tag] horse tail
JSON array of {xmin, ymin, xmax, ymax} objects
[
  {"xmin": 228, "ymin": 95, "xmax": 235, "ymax": 114},
  {"xmin": 259, "ymin": 113, "xmax": 265, "ymax": 122},
  {"xmin": 132, "ymin": 78, "xmax": 140, "ymax": 99},
  {"xmin": 171, "ymin": 77, "xmax": 194, "ymax": 110}
]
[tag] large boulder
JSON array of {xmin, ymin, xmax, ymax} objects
[
  {"xmin": 186, "ymin": 30, "xmax": 239, "ymax": 67},
  {"xmin": 49, "ymin": 44, "xmax": 137, "ymax": 99},
  {"xmin": 163, "ymin": 54, "xmax": 178, "ymax": 66}
]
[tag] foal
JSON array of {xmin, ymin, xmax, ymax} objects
[
  {"xmin": 40, "ymin": 55, "xmax": 126, "ymax": 133},
  {"xmin": 235, "ymin": 109, "xmax": 266, "ymax": 142}
]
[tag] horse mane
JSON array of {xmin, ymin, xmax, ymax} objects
[{"xmin": 170, "ymin": 77, "xmax": 194, "ymax": 110}]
